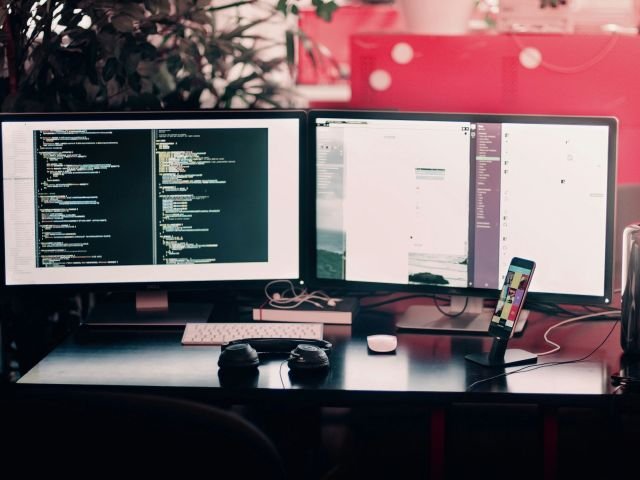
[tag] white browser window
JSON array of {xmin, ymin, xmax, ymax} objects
[
  {"xmin": 498, "ymin": 123, "xmax": 609, "ymax": 296},
  {"xmin": 315, "ymin": 115, "xmax": 613, "ymax": 300},
  {"xmin": 341, "ymin": 121, "xmax": 470, "ymax": 286}
]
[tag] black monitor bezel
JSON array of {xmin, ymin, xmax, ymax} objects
[
  {"xmin": 307, "ymin": 109, "xmax": 618, "ymax": 306},
  {"xmin": 0, "ymin": 109, "xmax": 307, "ymax": 294}
]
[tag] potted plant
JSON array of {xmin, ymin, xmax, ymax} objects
[{"xmin": 0, "ymin": 0, "xmax": 338, "ymax": 112}]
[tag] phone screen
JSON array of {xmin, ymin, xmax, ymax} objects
[{"xmin": 489, "ymin": 258, "xmax": 535, "ymax": 338}]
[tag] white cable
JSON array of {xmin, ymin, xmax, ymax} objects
[
  {"xmin": 510, "ymin": 34, "xmax": 619, "ymax": 74},
  {"xmin": 263, "ymin": 279, "xmax": 341, "ymax": 310},
  {"xmin": 535, "ymin": 309, "xmax": 621, "ymax": 356}
]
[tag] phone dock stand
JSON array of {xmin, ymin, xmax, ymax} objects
[{"xmin": 465, "ymin": 336, "xmax": 537, "ymax": 368}]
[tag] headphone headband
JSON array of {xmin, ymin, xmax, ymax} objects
[
  {"xmin": 219, "ymin": 338, "xmax": 332, "ymax": 374},
  {"xmin": 222, "ymin": 337, "xmax": 333, "ymax": 355}
]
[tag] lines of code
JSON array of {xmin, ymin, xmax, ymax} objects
[
  {"xmin": 155, "ymin": 129, "xmax": 268, "ymax": 264},
  {"xmin": 35, "ymin": 130, "xmax": 153, "ymax": 267},
  {"xmin": 34, "ymin": 127, "xmax": 268, "ymax": 268}
]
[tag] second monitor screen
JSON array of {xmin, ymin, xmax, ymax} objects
[{"xmin": 314, "ymin": 114, "xmax": 614, "ymax": 300}]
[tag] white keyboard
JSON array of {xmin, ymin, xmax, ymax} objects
[{"xmin": 181, "ymin": 322, "xmax": 324, "ymax": 346}]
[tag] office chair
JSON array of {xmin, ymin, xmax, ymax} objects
[{"xmin": 1, "ymin": 386, "xmax": 286, "ymax": 479}]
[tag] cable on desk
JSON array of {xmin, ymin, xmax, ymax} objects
[
  {"xmin": 466, "ymin": 314, "xmax": 620, "ymax": 391},
  {"xmin": 535, "ymin": 310, "xmax": 622, "ymax": 357},
  {"xmin": 279, "ymin": 359, "xmax": 288, "ymax": 389}
]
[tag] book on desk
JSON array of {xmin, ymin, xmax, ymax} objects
[{"xmin": 252, "ymin": 297, "xmax": 359, "ymax": 325}]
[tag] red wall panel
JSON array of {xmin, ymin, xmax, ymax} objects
[{"xmin": 349, "ymin": 34, "xmax": 640, "ymax": 183}]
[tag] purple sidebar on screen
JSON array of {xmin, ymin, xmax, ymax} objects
[{"xmin": 473, "ymin": 123, "xmax": 502, "ymax": 288}]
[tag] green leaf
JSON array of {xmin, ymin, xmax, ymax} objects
[
  {"xmin": 219, "ymin": 17, "xmax": 269, "ymax": 41},
  {"xmin": 137, "ymin": 92, "xmax": 162, "ymax": 109},
  {"xmin": 111, "ymin": 15, "xmax": 135, "ymax": 33},
  {"xmin": 166, "ymin": 54, "xmax": 183, "ymax": 75},
  {"xmin": 312, "ymin": 0, "xmax": 339, "ymax": 22},
  {"xmin": 145, "ymin": 0, "xmax": 171, "ymax": 15},
  {"xmin": 83, "ymin": 77, "xmax": 101, "ymax": 103},
  {"xmin": 139, "ymin": 21, "xmax": 158, "ymax": 35},
  {"xmin": 136, "ymin": 60, "xmax": 155, "ymax": 77},
  {"xmin": 144, "ymin": 0, "xmax": 158, "ymax": 14},
  {"xmin": 66, "ymin": 29, "xmax": 93, "ymax": 47},
  {"xmin": 97, "ymin": 30, "xmax": 118, "ymax": 57},
  {"xmin": 176, "ymin": 77, "xmax": 192, "ymax": 91},
  {"xmin": 87, "ymin": 39, "xmax": 99, "ymax": 84},
  {"xmin": 158, "ymin": 0, "xmax": 172, "ymax": 16},
  {"xmin": 276, "ymin": 0, "xmax": 287, "ymax": 14},
  {"xmin": 189, "ymin": 10, "xmax": 211, "ymax": 26},
  {"xmin": 151, "ymin": 63, "xmax": 177, "ymax": 97},
  {"xmin": 285, "ymin": 30, "xmax": 294, "ymax": 68},
  {"xmin": 59, "ymin": 7, "xmax": 81, "ymax": 28},
  {"xmin": 207, "ymin": 1, "xmax": 256, "ymax": 12},
  {"xmin": 175, "ymin": 0, "xmax": 191, "ymax": 15},
  {"xmin": 119, "ymin": 4, "xmax": 146, "ymax": 21},
  {"xmin": 140, "ymin": 43, "xmax": 158, "ymax": 60},
  {"xmin": 103, "ymin": 58, "xmax": 118, "ymax": 82},
  {"xmin": 139, "ymin": 77, "xmax": 154, "ymax": 94}
]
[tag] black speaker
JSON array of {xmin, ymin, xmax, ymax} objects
[{"xmin": 622, "ymin": 223, "xmax": 640, "ymax": 354}]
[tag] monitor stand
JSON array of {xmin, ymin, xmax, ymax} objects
[
  {"xmin": 395, "ymin": 296, "xmax": 529, "ymax": 335},
  {"xmin": 84, "ymin": 290, "xmax": 214, "ymax": 326}
]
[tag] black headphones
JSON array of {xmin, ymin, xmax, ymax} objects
[{"xmin": 218, "ymin": 338, "xmax": 332, "ymax": 373}]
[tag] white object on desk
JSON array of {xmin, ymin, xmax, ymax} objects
[{"xmin": 366, "ymin": 334, "xmax": 398, "ymax": 353}]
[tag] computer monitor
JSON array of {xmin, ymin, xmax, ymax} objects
[
  {"xmin": 1, "ymin": 110, "xmax": 304, "ymax": 324},
  {"xmin": 309, "ymin": 110, "xmax": 617, "ymax": 334}
]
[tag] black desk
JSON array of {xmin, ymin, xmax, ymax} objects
[
  {"xmin": 15, "ymin": 309, "xmax": 632, "ymax": 480},
  {"xmin": 17, "ymin": 310, "xmax": 621, "ymax": 396}
]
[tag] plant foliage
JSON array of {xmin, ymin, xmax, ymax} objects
[{"xmin": 0, "ymin": 0, "xmax": 338, "ymax": 111}]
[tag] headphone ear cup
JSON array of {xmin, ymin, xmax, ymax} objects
[
  {"xmin": 287, "ymin": 344, "xmax": 330, "ymax": 372},
  {"xmin": 218, "ymin": 343, "xmax": 260, "ymax": 370}
]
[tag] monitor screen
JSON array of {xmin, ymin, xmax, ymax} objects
[
  {"xmin": 1, "ymin": 110, "xmax": 303, "ymax": 290},
  {"xmin": 310, "ymin": 110, "xmax": 617, "ymax": 309}
]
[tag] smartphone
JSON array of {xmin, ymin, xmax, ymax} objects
[{"xmin": 488, "ymin": 257, "xmax": 536, "ymax": 339}]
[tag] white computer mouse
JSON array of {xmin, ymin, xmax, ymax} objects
[{"xmin": 366, "ymin": 334, "xmax": 397, "ymax": 353}]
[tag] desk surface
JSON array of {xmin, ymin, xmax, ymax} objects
[{"xmin": 17, "ymin": 308, "xmax": 626, "ymax": 405}]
